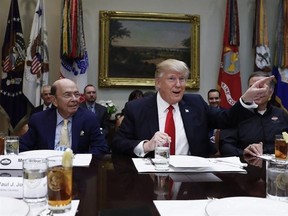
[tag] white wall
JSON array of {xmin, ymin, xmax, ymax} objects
[{"xmin": 0, "ymin": 0, "xmax": 280, "ymax": 118}]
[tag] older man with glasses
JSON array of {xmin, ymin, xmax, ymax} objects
[{"xmin": 20, "ymin": 78, "xmax": 109, "ymax": 155}]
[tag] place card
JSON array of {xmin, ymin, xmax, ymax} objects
[
  {"xmin": 0, "ymin": 155, "xmax": 22, "ymax": 170},
  {"xmin": 0, "ymin": 176, "xmax": 23, "ymax": 198}
]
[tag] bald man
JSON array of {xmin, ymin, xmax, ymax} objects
[{"xmin": 20, "ymin": 79, "xmax": 109, "ymax": 155}]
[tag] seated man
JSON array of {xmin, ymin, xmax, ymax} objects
[
  {"xmin": 111, "ymin": 59, "xmax": 274, "ymax": 158},
  {"xmin": 20, "ymin": 79, "xmax": 109, "ymax": 155},
  {"xmin": 207, "ymin": 89, "xmax": 224, "ymax": 155},
  {"xmin": 31, "ymin": 85, "xmax": 55, "ymax": 115},
  {"xmin": 219, "ymin": 72, "xmax": 288, "ymax": 157},
  {"xmin": 80, "ymin": 84, "xmax": 110, "ymax": 138}
]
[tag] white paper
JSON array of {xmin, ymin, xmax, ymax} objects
[
  {"xmin": 132, "ymin": 157, "xmax": 246, "ymax": 173},
  {"xmin": 73, "ymin": 154, "xmax": 92, "ymax": 167},
  {"xmin": 169, "ymin": 155, "xmax": 212, "ymax": 168},
  {"xmin": 154, "ymin": 200, "xmax": 208, "ymax": 216}
]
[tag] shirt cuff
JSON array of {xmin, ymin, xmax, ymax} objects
[
  {"xmin": 239, "ymin": 97, "xmax": 258, "ymax": 109},
  {"xmin": 133, "ymin": 140, "xmax": 149, "ymax": 157}
]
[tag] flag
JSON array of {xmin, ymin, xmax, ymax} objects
[
  {"xmin": 0, "ymin": 0, "xmax": 27, "ymax": 130},
  {"xmin": 272, "ymin": 0, "xmax": 288, "ymax": 112},
  {"xmin": 60, "ymin": 0, "xmax": 88, "ymax": 92},
  {"xmin": 23, "ymin": 0, "xmax": 49, "ymax": 107},
  {"xmin": 217, "ymin": 0, "xmax": 242, "ymax": 109},
  {"xmin": 253, "ymin": 0, "xmax": 271, "ymax": 72}
]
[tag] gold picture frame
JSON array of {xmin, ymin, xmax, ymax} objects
[{"xmin": 99, "ymin": 11, "xmax": 200, "ymax": 89}]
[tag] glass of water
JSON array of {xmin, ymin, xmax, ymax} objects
[
  {"xmin": 4, "ymin": 136, "xmax": 19, "ymax": 155},
  {"xmin": 266, "ymin": 160, "xmax": 288, "ymax": 202},
  {"xmin": 23, "ymin": 158, "xmax": 48, "ymax": 205},
  {"xmin": 154, "ymin": 141, "xmax": 170, "ymax": 171}
]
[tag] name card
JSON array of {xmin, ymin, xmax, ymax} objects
[
  {"xmin": 0, "ymin": 177, "xmax": 23, "ymax": 198},
  {"xmin": 0, "ymin": 155, "xmax": 23, "ymax": 170}
]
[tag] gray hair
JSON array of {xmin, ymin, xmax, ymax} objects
[{"xmin": 155, "ymin": 59, "xmax": 190, "ymax": 79}]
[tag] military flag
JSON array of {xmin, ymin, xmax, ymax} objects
[
  {"xmin": 217, "ymin": 0, "xmax": 242, "ymax": 109},
  {"xmin": 60, "ymin": 0, "xmax": 88, "ymax": 92},
  {"xmin": 253, "ymin": 0, "xmax": 271, "ymax": 72},
  {"xmin": 272, "ymin": 0, "xmax": 288, "ymax": 112},
  {"xmin": 23, "ymin": 0, "xmax": 49, "ymax": 107},
  {"xmin": 0, "ymin": 0, "xmax": 27, "ymax": 130}
]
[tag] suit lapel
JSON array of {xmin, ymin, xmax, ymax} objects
[
  {"xmin": 46, "ymin": 110, "xmax": 57, "ymax": 149},
  {"xmin": 178, "ymin": 100, "xmax": 195, "ymax": 141},
  {"xmin": 146, "ymin": 96, "xmax": 159, "ymax": 135},
  {"xmin": 71, "ymin": 111, "xmax": 81, "ymax": 150}
]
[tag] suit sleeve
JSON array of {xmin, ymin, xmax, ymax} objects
[
  {"xmin": 219, "ymin": 128, "xmax": 243, "ymax": 156},
  {"xmin": 86, "ymin": 114, "xmax": 110, "ymax": 155}
]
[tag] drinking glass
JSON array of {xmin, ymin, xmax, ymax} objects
[
  {"xmin": 47, "ymin": 155, "xmax": 72, "ymax": 213},
  {"xmin": 4, "ymin": 136, "xmax": 19, "ymax": 155},
  {"xmin": 275, "ymin": 134, "xmax": 288, "ymax": 161},
  {"xmin": 154, "ymin": 141, "xmax": 170, "ymax": 171},
  {"xmin": 266, "ymin": 160, "xmax": 288, "ymax": 201},
  {"xmin": 23, "ymin": 158, "xmax": 47, "ymax": 205}
]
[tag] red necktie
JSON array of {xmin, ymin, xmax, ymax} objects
[{"xmin": 165, "ymin": 105, "xmax": 175, "ymax": 155}]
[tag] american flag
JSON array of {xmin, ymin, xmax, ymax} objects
[
  {"xmin": 0, "ymin": 0, "xmax": 27, "ymax": 131},
  {"xmin": 23, "ymin": 0, "xmax": 49, "ymax": 107}
]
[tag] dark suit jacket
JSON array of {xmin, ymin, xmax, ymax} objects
[
  {"xmin": 79, "ymin": 102, "xmax": 110, "ymax": 137},
  {"xmin": 31, "ymin": 104, "xmax": 56, "ymax": 116},
  {"xmin": 20, "ymin": 107, "xmax": 109, "ymax": 155},
  {"xmin": 111, "ymin": 93, "xmax": 252, "ymax": 157}
]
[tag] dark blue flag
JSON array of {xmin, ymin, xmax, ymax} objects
[{"xmin": 1, "ymin": 0, "xmax": 27, "ymax": 131}]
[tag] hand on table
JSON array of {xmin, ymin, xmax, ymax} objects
[
  {"xmin": 143, "ymin": 131, "xmax": 171, "ymax": 153},
  {"xmin": 243, "ymin": 142, "xmax": 263, "ymax": 157},
  {"xmin": 243, "ymin": 155, "xmax": 263, "ymax": 168}
]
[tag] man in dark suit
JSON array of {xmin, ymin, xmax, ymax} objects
[
  {"xmin": 20, "ymin": 79, "xmax": 109, "ymax": 155},
  {"xmin": 30, "ymin": 85, "xmax": 55, "ymax": 115},
  {"xmin": 111, "ymin": 59, "xmax": 273, "ymax": 158},
  {"xmin": 80, "ymin": 84, "xmax": 110, "ymax": 138}
]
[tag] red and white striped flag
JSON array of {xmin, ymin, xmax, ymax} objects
[
  {"xmin": 217, "ymin": 0, "xmax": 242, "ymax": 109},
  {"xmin": 23, "ymin": 0, "xmax": 49, "ymax": 107}
]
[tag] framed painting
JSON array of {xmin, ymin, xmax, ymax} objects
[{"xmin": 99, "ymin": 11, "xmax": 200, "ymax": 89}]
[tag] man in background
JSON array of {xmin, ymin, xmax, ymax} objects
[
  {"xmin": 31, "ymin": 85, "xmax": 54, "ymax": 115},
  {"xmin": 207, "ymin": 89, "xmax": 223, "ymax": 155},
  {"xmin": 219, "ymin": 72, "xmax": 288, "ymax": 157},
  {"xmin": 207, "ymin": 89, "xmax": 221, "ymax": 109},
  {"xmin": 80, "ymin": 84, "xmax": 110, "ymax": 139}
]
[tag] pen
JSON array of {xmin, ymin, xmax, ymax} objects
[{"xmin": 148, "ymin": 157, "xmax": 155, "ymax": 166}]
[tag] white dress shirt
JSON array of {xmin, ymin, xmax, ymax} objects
[{"xmin": 134, "ymin": 93, "xmax": 189, "ymax": 156}]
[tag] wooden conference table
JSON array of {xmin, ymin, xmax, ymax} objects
[{"xmin": 74, "ymin": 154, "xmax": 266, "ymax": 216}]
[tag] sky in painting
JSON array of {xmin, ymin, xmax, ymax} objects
[{"xmin": 112, "ymin": 20, "xmax": 190, "ymax": 48}]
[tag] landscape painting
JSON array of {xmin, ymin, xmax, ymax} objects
[{"xmin": 99, "ymin": 11, "xmax": 200, "ymax": 88}]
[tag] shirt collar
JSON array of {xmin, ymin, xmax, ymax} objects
[
  {"xmin": 56, "ymin": 110, "xmax": 72, "ymax": 126},
  {"xmin": 156, "ymin": 92, "xmax": 178, "ymax": 113}
]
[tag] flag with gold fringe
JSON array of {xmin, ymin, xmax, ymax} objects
[
  {"xmin": 0, "ymin": 0, "xmax": 27, "ymax": 131},
  {"xmin": 253, "ymin": 0, "xmax": 271, "ymax": 72},
  {"xmin": 217, "ymin": 0, "xmax": 242, "ymax": 109},
  {"xmin": 60, "ymin": 0, "xmax": 88, "ymax": 92},
  {"xmin": 272, "ymin": 0, "xmax": 288, "ymax": 112},
  {"xmin": 23, "ymin": 0, "xmax": 49, "ymax": 107}
]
